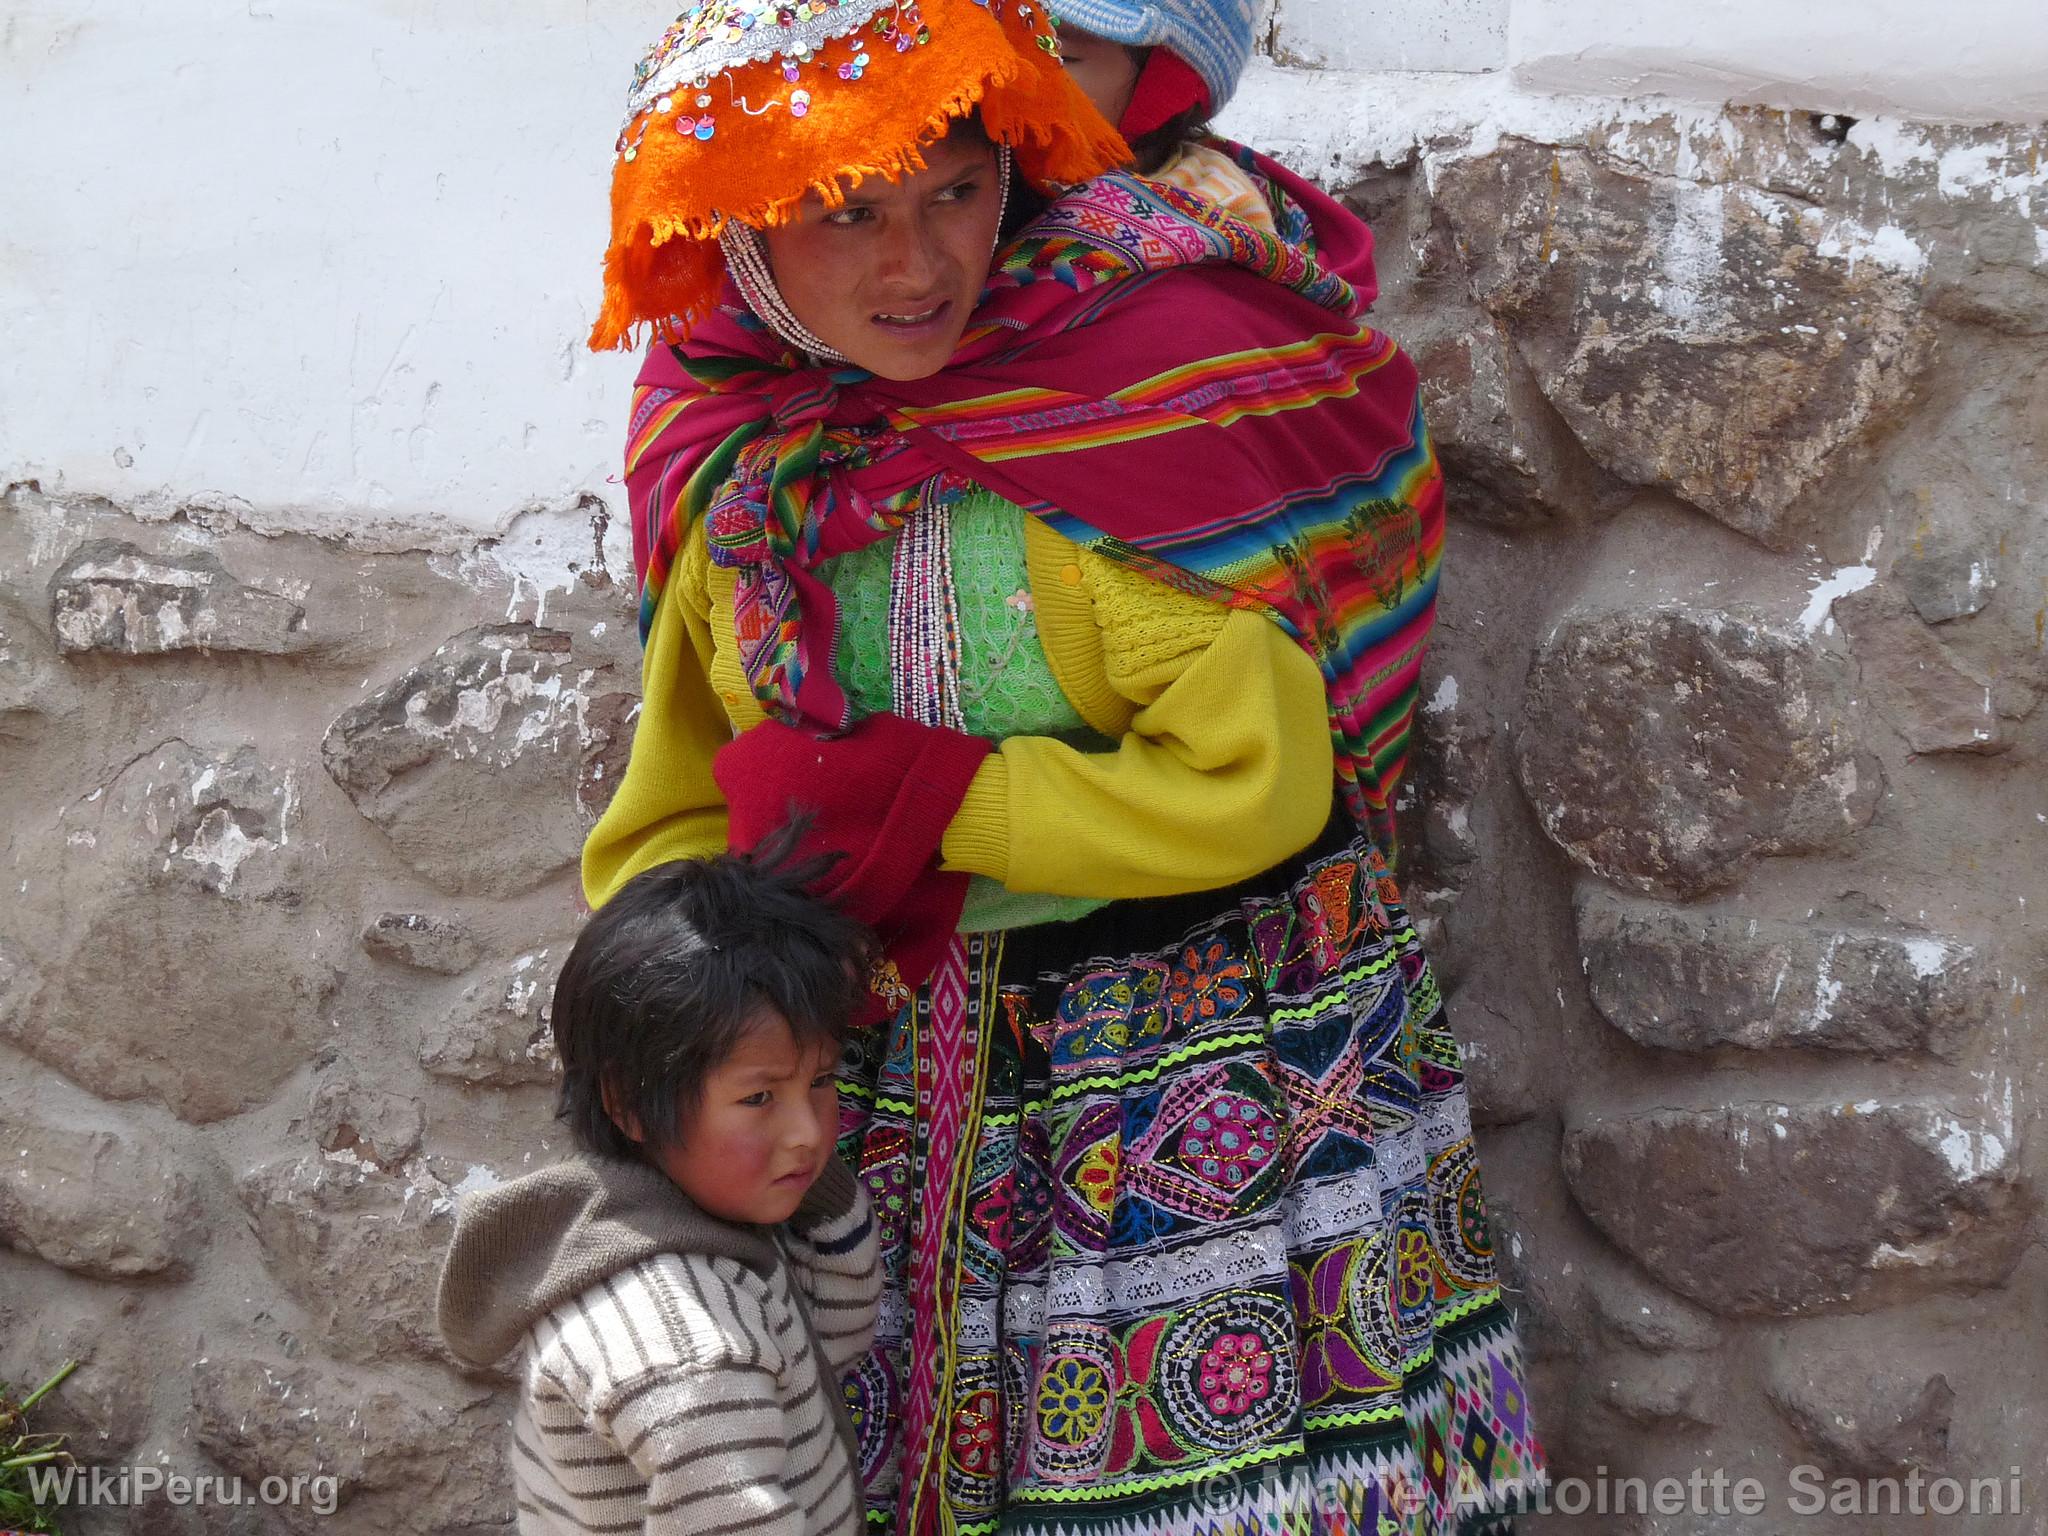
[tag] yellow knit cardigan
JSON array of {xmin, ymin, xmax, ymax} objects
[{"xmin": 582, "ymin": 511, "xmax": 1334, "ymax": 910}]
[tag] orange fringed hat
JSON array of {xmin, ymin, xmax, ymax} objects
[{"xmin": 591, "ymin": 0, "xmax": 1130, "ymax": 351}]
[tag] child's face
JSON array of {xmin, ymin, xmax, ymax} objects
[
  {"xmin": 1058, "ymin": 26, "xmax": 1141, "ymax": 127},
  {"xmin": 651, "ymin": 1009, "xmax": 842, "ymax": 1226}
]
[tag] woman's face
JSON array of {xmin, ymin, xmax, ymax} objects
[
  {"xmin": 764, "ymin": 128, "xmax": 1004, "ymax": 381},
  {"xmin": 1058, "ymin": 27, "xmax": 1141, "ymax": 126}
]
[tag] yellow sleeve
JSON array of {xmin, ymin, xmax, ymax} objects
[
  {"xmin": 580, "ymin": 532, "xmax": 734, "ymax": 909},
  {"xmin": 939, "ymin": 525, "xmax": 1334, "ymax": 899}
]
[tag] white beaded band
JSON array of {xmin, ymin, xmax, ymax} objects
[{"xmin": 719, "ymin": 221, "xmax": 848, "ymax": 363}]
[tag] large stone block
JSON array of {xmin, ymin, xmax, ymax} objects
[
  {"xmin": 16, "ymin": 888, "xmax": 340, "ymax": 1123},
  {"xmin": 1517, "ymin": 607, "xmax": 1880, "ymax": 898},
  {"xmin": 17, "ymin": 743, "xmax": 338, "ymax": 1121},
  {"xmin": 191, "ymin": 1356, "xmax": 511, "ymax": 1535},
  {"xmin": 1576, "ymin": 890, "xmax": 1990, "ymax": 1057},
  {"xmin": 359, "ymin": 911, "xmax": 484, "ymax": 976},
  {"xmin": 1890, "ymin": 515, "xmax": 1997, "ymax": 626},
  {"xmin": 1586, "ymin": 1264, "xmax": 1720, "ymax": 1355},
  {"xmin": 0, "ymin": 1292, "xmax": 155, "ymax": 1460},
  {"xmin": 0, "ymin": 598, "xmax": 66, "ymax": 735},
  {"xmin": 1836, "ymin": 588, "xmax": 2008, "ymax": 755},
  {"xmin": 239, "ymin": 1151, "xmax": 453, "ymax": 1364},
  {"xmin": 1409, "ymin": 322, "xmax": 1611, "ymax": 527},
  {"xmin": 307, "ymin": 1069, "xmax": 426, "ymax": 1170},
  {"xmin": 577, "ymin": 684, "xmax": 642, "ymax": 821},
  {"xmin": 1562, "ymin": 1100, "xmax": 2027, "ymax": 1317},
  {"xmin": 1870, "ymin": 362, "xmax": 2048, "ymax": 718},
  {"xmin": 47, "ymin": 539, "xmax": 306, "ymax": 656},
  {"xmin": 322, "ymin": 625, "xmax": 604, "ymax": 897},
  {"xmin": 419, "ymin": 945, "xmax": 563, "ymax": 1088},
  {"xmin": 0, "ymin": 1104, "xmax": 203, "ymax": 1279},
  {"xmin": 1767, "ymin": 1330, "xmax": 1955, "ymax": 1476},
  {"xmin": 82, "ymin": 739, "xmax": 309, "ymax": 899},
  {"xmin": 1432, "ymin": 142, "xmax": 1934, "ymax": 549},
  {"xmin": 1596, "ymin": 1353, "xmax": 1714, "ymax": 1429}
]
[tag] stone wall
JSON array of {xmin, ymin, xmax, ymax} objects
[
  {"xmin": 5, "ymin": 36, "xmax": 2047, "ymax": 1536},
  {"xmin": 1341, "ymin": 105, "xmax": 2048, "ymax": 1527}
]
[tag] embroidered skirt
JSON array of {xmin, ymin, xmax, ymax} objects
[{"xmin": 835, "ymin": 830, "xmax": 1546, "ymax": 1536}]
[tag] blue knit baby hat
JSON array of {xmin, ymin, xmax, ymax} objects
[{"xmin": 1052, "ymin": 0, "xmax": 1259, "ymax": 113}]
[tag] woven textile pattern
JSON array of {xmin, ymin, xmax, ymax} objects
[
  {"xmin": 625, "ymin": 152, "xmax": 1440, "ymax": 864},
  {"xmin": 836, "ymin": 841, "xmax": 1546, "ymax": 1534}
]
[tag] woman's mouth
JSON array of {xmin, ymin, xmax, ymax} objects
[{"xmin": 871, "ymin": 300, "xmax": 952, "ymax": 339}]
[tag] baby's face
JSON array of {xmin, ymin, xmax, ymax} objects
[
  {"xmin": 650, "ymin": 1010, "xmax": 841, "ymax": 1226},
  {"xmin": 1058, "ymin": 25, "xmax": 1142, "ymax": 127}
]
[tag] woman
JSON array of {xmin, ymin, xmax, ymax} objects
[{"xmin": 582, "ymin": 2, "xmax": 1545, "ymax": 1532}]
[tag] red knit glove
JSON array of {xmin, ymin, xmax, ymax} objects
[
  {"xmin": 716, "ymin": 712, "xmax": 991, "ymax": 922},
  {"xmin": 715, "ymin": 713, "xmax": 992, "ymax": 1007}
]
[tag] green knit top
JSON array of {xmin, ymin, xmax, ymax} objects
[{"xmin": 819, "ymin": 490, "xmax": 1111, "ymax": 931}]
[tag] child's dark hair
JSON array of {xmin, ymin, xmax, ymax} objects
[{"xmin": 551, "ymin": 825, "xmax": 874, "ymax": 1161}]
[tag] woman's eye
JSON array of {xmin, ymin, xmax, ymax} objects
[
  {"xmin": 739, "ymin": 1090, "xmax": 771, "ymax": 1106},
  {"xmin": 825, "ymin": 206, "xmax": 874, "ymax": 227},
  {"xmin": 811, "ymin": 1073, "xmax": 837, "ymax": 1089},
  {"xmin": 936, "ymin": 179, "xmax": 981, "ymax": 204}
]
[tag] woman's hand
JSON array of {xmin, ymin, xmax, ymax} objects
[{"xmin": 714, "ymin": 712, "xmax": 991, "ymax": 926}]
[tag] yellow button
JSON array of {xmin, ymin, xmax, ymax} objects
[
  {"xmin": 1059, "ymin": 563, "xmax": 1083, "ymax": 587},
  {"xmin": 721, "ymin": 689, "xmax": 740, "ymax": 706}
]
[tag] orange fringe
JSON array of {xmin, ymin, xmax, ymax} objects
[{"xmin": 589, "ymin": 0, "xmax": 1129, "ymax": 352}]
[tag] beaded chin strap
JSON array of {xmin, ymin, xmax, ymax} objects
[
  {"xmin": 719, "ymin": 221, "xmax": 849, "ymax": 364},
  {"xmin": 716, "ymin": 144, "xmax": 1014, "ymax": 367}
]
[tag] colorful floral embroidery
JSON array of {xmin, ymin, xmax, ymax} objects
[
  {"xmin": 1037, "ymin": 1358, "xmax": 1111, "ymax": 1445},
  {"xmin": 951, "ymin": 1388, "xmax": 1001, "ymax": 1477},
  {"xmin": 1072, "ymin": 1137, "xmax": 1120, "ymax": 1217},
  {"xmin": 1166, "ymin": 936, "xmax": 1252, "ymax": 1024},
  {"xmin": 1197, "ymin": 1332, "xmax": 1274, "ymax": 1418},
  {"xmin": 1176, "ymin": 1091, "xmax": 1281, "ymax": 1189}
]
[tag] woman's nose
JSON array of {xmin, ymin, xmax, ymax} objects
[{"xmin": 878, "ymin": 216, "xmax": 943, "ymax": 290}]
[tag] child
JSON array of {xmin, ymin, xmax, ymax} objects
[
  {"xmin": 437, "ymin": 838, "xmax": 881, "ymax": 1536},
  {"xmin": 1053, "ymin": 0, "xmax": 1280, "ymax": 234}
]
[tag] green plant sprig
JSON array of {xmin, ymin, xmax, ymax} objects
[{"xmin": 0, "ymin": 1361, "xmax": 80, "ymax": 1536}]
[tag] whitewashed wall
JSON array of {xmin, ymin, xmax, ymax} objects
[{"xmin": 3, "ymin": 0, "xmax": 2044, "ymax": 552}]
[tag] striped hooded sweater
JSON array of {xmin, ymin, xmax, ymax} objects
[{"xmin": 437, "ymin": 1151, "xmax": 879, "ymax": 1536}]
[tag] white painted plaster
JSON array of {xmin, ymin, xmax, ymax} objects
[
  {"xmin": 1, "ymin": 1, "xmax": 649, "ymax": 546},
  {"xmin": 1272, "ymin": 0, "xmax": 1510, "ymax": 75},
  {"xmin": 1797, "ymin": 564, "xmax": 1877, "ymax": 635},
  {"xmin": 5, "ymin": 0, "xmax": 2044, "ymax": 559},
  {"xmin": 1506, "ymin": 0, "xmax": 2048, "ymax": 123}
]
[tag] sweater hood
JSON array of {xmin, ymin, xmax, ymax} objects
[{"xmin": 437, "ymin": 1153, "xmax": 796, "ymax": 1369}]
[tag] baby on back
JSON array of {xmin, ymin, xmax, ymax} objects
[{"xmin": 1054, "ymin": 0, "xmax": 1279, "ymax": 235}]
